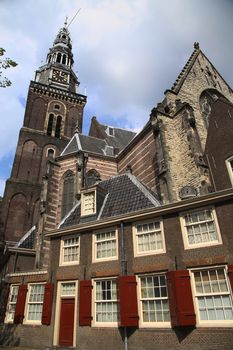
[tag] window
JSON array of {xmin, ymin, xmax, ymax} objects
[
  {"xmin": 54, "ymin": 104, "xmax": 60, "ymax": 110},
  {"xmin": 107, "ymin": 127, "xmax": 114, "ymax": 136},
  {"xmin": 81, "ymin": 191, "xmax": 96, "ymax": 216},
  {"xmin": 93, "ymin": 278, "xmax": 118, "ymax": 326},
  {"xmin": 55, "ymin": 115, "xmax": 62, "ymax": 138},
  {"xmin": 61, "ymin": 171, "xmax": 75, "ymax": 218},
  {"xmin": 60, "ymin": 235, "xmax": 80, "ymax": 265},
  {"xmin": 226, "ymin": 156, "xmax": 233, "ymax": 186},
  {"xmin": 133, "ymin": 220, "xmax": 165, "ymax": 256},
  {"xmin": 138, "ymin": 274, "xmax": 170, "ymax": 327},
  {"xmin": 191, "ymin": 267, "xmax": 233, "ymax": 325},
  {"xmin": 25, "ymin": 284, "xmax": 45, "ymax": 323},
  {"xmin": 61, "ymin": 282, "xmax": 76, "ymax": 296},
  {"xmin": 47, "ymin": 114, "xmax": 54, "ymax": 136},
  {"xmin": 5, "ymin": 285, "xmax": 19, "ymax": 323},
  {"xmin": 93, "ymin": 229, "xmax": 118, "ymax": 262},
  {"xmin": 180, "ymin": 208, "xmax": 222, "ymax": 249}
]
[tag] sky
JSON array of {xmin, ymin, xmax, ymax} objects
[{"xmin": 0, "ymin": 0, "xmax": 233, "ymax": 196}]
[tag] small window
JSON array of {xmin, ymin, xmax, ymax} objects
[
  {"xmin": 56, "ymin": 52, "xmax": 62, "ymax": 63},
  {"xmin": 60, "ymin": 235, "xmax": 80, "ymax": 265},
  {"xmin": 191, "ymin": 267, "xmax": 233, "ymax": 325},
  {"xmin": 107, "ymin": 127, "xmax": 114, "ymax": 137},
  {"xmin": 25, "ymin": 284, "xmax": 45, "ymax": 324},
  {"xmin": 105, "ymin": 145, "xmax": 114, "ymax": 156},
  {"xmin": 47, "ymin": 114, "xmax": 54, "ymax": 136},
  {"xmin": 55, "ymin": 116, "xmax": 62, "ymax": 138},
  {"xmin": 81, "ymin": 191, "xmax": 96, "ymax": 216},
  {"xmin": 61, "ymin": 282, "xmax": 76, "ymax": 297},
  {"xmin": 180, "ymin": 208, "xmax": 222, "ymax": 249},
  {"xmin": 93, "ymin": 229, "xmax": 118, "ymax": 262},
  {"xmin": 93, "ymin": 278, "xmax": 118, "ymax": 326},
  {"xmin": 47, "ymin": 148, "xmax": 55, "ymax": 159},
  {"xmin": 226, "ymin": 156, "xmax": 233, "ymax": 186},
  {"xmin": 54, "ymin": 104, "xmax": 60, "ymax": 110},
  {"xmin": 62, "ymin": 54, "xmax": 67, "ymax": 65},
  {"xmin": 138, "ymin": 274, "xmax": 170, "ymax": 327},
  {"xmin": 5, "ymin": 285, "xmax": 19, "ymax": 323},
  {"xmin": 133, "ymin": 219, "xmax": 166, "ymax": 256}
]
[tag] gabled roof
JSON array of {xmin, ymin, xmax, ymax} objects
[
  {"xmin": 60, "ymin": 173, "xmax": 160, "ymax": 228},
  {"xmin": 169, "ymin": 42, "xmax": 201, "ymax": 94},
  {"xmin": 89, "ymin": 117, "xmax": 136, "ymax": 152}
]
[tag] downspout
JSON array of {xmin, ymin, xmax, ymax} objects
[{"xmin": 120, "ymin": 222, "xmax": 128, "ymax": 350}]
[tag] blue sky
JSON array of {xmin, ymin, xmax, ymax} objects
[{"xmin": 0, "ymin": 0, "xmax": 233, "ymax": 196}]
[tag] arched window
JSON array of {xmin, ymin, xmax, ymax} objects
[
  {"xmin": 55, "ymin": 116, "xmax": 62, "ymax": 138},
  {"xmin": 61, "ymin": 171, "xmax": 75, "ymax": 218},
  {"xmin": 47, "ymin": 114, "xmax": 54, "ymax": 136},
  {"xmin": 56, "ymin": 53, "xmax": 62, "ymax": 63},
  {"xmin": 199, "ymin": 89, "xmax": 226, "ymax": 128},
  {"xmin": 47, "ymin": 148, "xmax": 55, "ymax": 159},
  {"xmin": 62, "ymin": 54, "xmax": 67, "ymax": 65}
]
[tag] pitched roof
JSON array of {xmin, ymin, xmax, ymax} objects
[
  {"xmin": 15, "ymin": 226, "xmax": 36, "ymax": 249},
  {"xmin": 60, "ymin": 173, "xmax": 160, "ymax": 228},
  {"xmin": 89, "ymin": 117, "xmax": 136, "ymax": 152}
]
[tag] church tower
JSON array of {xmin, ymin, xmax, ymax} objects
[{"xmin": 1, "ymin": 23, "xmax": 86, "ymax": 243}]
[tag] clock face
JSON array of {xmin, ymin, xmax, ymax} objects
[{"xmin": 52, "ymin": 69, "xmax": 68, "ymax": 83}]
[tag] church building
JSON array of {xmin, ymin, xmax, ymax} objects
[{"xmin": 0, "ymin": 22, "xmax": 233, "ymax": 350}]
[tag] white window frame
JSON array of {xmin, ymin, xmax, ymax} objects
[
  {"xmin": 24, "ymin": 283, "xmax": 45, "ymax": 325},
  {"xmin": 92, "ymin": 227, "xmax": 118, "ymax": 263},
  {"xmin": 81, "ymin": 190, "xmax": 96, "ymax": 216},
  {"xmin": 4, "ymin": 284, "xmax": 19, "ymax": 323},
  {"xmin": 226, "ymin": 156, "xmax": 233, "ymax": 186},
  {"xmin": 60, "ymin": 234, "xmax": 80, "ymax": 266},
  {"xmin": 180, "ymin": 207, "xmax": 222, "ymax": 250},
  {"xmin": 137, "ymin": 273, "xmax": 171, "ymax": 328},
  {"xmin": 92, "ymin": 277, "xmax": 118, "ymax": 327},
  {"xmin": 190, "ymin": 266, "xmax": 233, "ymax": 327},
  {"xmin": 133, "ymin": 218, "xmax": 166, "ymax": 257},
  {"xmin": 53, "ymin": 280, "xmax": 78, "ymax": 347}
]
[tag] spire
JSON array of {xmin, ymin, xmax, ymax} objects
[{"xmin": 35, "ymin": 23, "xmax": 79, "ymax": 92}]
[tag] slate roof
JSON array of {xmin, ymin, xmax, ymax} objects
[
  {"xmin": 15, "ymin": 226, "xmax": 35, "ymax": 249},
  {"xmin": 60, "ymin": 173, "xmax": 160, "ymax": 228}
]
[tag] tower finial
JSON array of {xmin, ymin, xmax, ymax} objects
[
  {"xmin": 64, "ymin": 16, "xmax": 68, "ymax": 27},
  {"xmin": 194, "ymin": 42, "xmax": 200, "ymax": 50}
]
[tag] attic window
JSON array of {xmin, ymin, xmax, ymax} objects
[
  {"xmin": 105, "ymin": 145, "xmax": 114, "ymax": 156},
  {"xmin": 107, "ymin": 127, "xmax": 114, "ymax": 137},
  {"xmin": 81, "ymin": 191, "xmax": 96, "ymax": 216}
]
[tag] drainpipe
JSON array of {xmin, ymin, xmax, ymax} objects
[{"xmin": 120, "ymin": 222, "xmax": 128, "ymax": 350}]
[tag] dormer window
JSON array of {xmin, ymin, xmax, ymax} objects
[
  {"xmin": 81, "ymin": 190, "xmax": 96, "ymax": 216},
  {"xmin": 105, "ymin": 145, "xmax": 114, "ymax": 156},
  {"xmin": 107, "ymin": 126, "xmax": 114, "ymax": 137}
]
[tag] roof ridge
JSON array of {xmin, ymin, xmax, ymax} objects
[
  {"xmin": 60, "ymin": 134, "xmax": 78, "ymax": 156},
  {"xmin": 16, "ymin": 225, "xmax": 36, "ymax": 247},
  {"xmin": 58, "ymin": 201, "xmax": 80, "ymax": 228},
  {"xmin": 170, "ymin": 43, "xmax": 201, "ymax": 93},
  {"xmin": 97, "ymin": 193, "xmax": 109, "ymax": 220},
  {"xmin": 98, "ymin": 122, "xmax": 137, "ymax": 134},
  {"xmin": 126, "ymin": 173, "xmax": 160, "ymax": 207}
]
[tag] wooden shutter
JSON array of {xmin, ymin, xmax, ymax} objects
[
  {"xmin": 228, "ymin": 265, "xmax": 233, "ymax": 291},
  {"xmin": 166, "ymin": 270, "xmax": 196, "ymax": 327},
  {"xmin": 118, "ymin": 276, "xmax": 139, "ymax": 327},
  {"xmin": 42, "ymin": 283, "xmax": 54, "ymax": 325},
  {"xmin": 0, "ymin": 284, "xmax": 10, "ymax": 323},
  {"xmin": 79, "ymin": 280, "xmax": 92, "ymax": 326},
  {"xmin": 14, "ymin": 284, "xmax": 27, "ymax": 324}
]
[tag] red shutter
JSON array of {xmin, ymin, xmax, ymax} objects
[
  {"xmin": 166, "ymin": 270, "xmax": 196, "ymax": 327},
  {"xmin": 14, "ymin": 284, "xmax": 27, "ymax": 324},
  {"xmin": 42, "ymin": 283, "xmax": 54, "ymax": 325},
  {"xmin": 118, "ymin": 275, "xmax": 138, "ymax": 327},
  {"xmin": 228, "ymin": 265, "xmax": 233, "ymax": 291},
  {"xmin": 0, "ymin": 284, "xmax": 10, "ymax": 323},
  {"xmin": 79, "ymin": 280, "xmax": 92, "ymax": 326}
]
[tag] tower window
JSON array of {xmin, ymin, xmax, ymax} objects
[
  {"xmin": 47, "ymin": 114, "xmax": 54, "ymax": 136},
  {"xmin": 54, "ymin": 104, "xmax": 60, "ymax": 110},
  {"xmin": 62, "ymin": 54, "xmax": 67, "ymax": 65},
  {"xmin": 55, "ymin": 116, "xmax": 62, "ymax": 138},
  {"xmin": 62, "ymin": 171, "xmax": 75, "ymax": 218},
  {"xmin": 47, "ymin": 149, "xmax": 55, "ymax": 159},
  {"xmin": 56, "ymin": 53, "xmax": 62, "ymax": 63}
]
